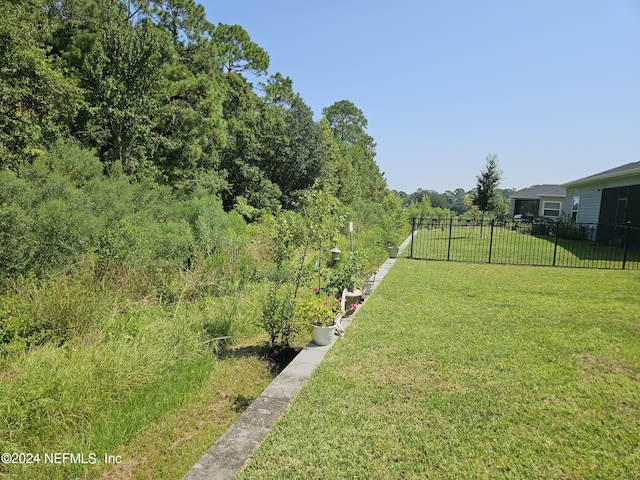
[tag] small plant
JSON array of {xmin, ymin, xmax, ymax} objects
[
  {"xmin": 326, "ymin": 250, "xmax": 369, "ymax": 294},
  {"xmin": 259, "ymin": 187, "xmax": 345, "ymax": 347},
  {"xmin": 295, "ymin": 289, "xmax": 344, "ymax": 328},
  {"xmin": 261, "ymin": 287, "xmax": 298, "ymax": 348}
]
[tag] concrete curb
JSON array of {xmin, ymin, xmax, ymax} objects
[{"xmin": 182, "ymin": 235, "xmax": 413, "ymax": 480}]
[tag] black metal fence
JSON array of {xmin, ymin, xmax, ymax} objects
[{"xmin": 409, "ymin": 217, "xmax": 640, "ymax": 270}]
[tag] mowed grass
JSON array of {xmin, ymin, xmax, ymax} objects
[{"xmin": 237, "ymin": 260, "xmax": 640, "ymax": 479}]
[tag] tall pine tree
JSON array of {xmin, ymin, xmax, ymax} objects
[{"xmin": 473, "ymin": 154, "xmax": 502, "ymax": 236}]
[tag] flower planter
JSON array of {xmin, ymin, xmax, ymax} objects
[
  {"xmin": 342, "ymin": 289, "xmax": 362, "ymax": 316},
  {"xmin": 311, "ymin": 324, "xmax": 337, "ymax": 346},
  {"xmin": 363, "ymin": 280, "xmax": 375, "ymax": 296}
]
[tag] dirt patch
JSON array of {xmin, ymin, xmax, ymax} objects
[{"xmin": 575, "ymin": 352, "xmax": 639, "ymax": 381}]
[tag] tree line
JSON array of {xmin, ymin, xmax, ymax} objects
[
  {"xmin": 394, "ymin": 187, "xmax": 516, "ymax": 220},
  {"xmin": 1, "ymin": 0, "xmax": 386, "ymax": 217},
  {"xmin": 1, "ymin": 0, "xmax": 516, "ymax": 284}
]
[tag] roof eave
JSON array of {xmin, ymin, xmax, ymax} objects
[{"xmin": 561, "ymin": 167, "xmax": 640, "ymax": 188}]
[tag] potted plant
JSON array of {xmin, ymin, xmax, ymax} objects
[
  {"xmin": 342, "ymin": 284, "xmax": 361, "ymax": 316},
  {"xmin": 326, "ymin": 250, "xmax": 369, "ymax": 316},
  {"xmin": 362, "ymin": 270, "xmax": 377, "ymax": 296},
  {"xmin": 296, "ymin": 289, "xmax": 345, "ymax": 346},
  {"xmin": 327, "ymin": 251, "xmax": 368, "ymax": 292}
]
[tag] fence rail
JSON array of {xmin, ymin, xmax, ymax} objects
[{"xmin": 409, "ymin": 217, "xmax": 640, "ymax": 270}]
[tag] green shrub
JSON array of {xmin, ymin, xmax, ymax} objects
[
  {"xmin": 0, "ymin": 143, "xmax": 107, "ymax": 279},
  {"xmin": 259, "ymin": 209, "xmax": 307, "ymax": 348},
  {"xmin": 0, "ymin": 203, "xmax": 31, "ymax": 278},
  {"xmin": 30, "ymin": 197, "xmax": 102, "ymax": 274},
  {"xmin": 173, "ymin": 195, "xmax": 230, "ymax": 259},
  {"xmin": 43, "ymin": 137, "xmax": 103, "ymax": 188},
  {"xmin": 556, "ymin": 222, "xmax": 587, "ymax": 240},
  {"xmin": 326, "ymin": 250, "xmax": 370, "ymax": 293},
  {"xmin": 260, "ymin": 287, "xmax": 299, "ymax": 348},
  {"xmin": 98, "ymin": 212, "xmax": 193, "ymax": 268},
  {"xmin": 0, "ymin": 171, "xmax": 34, "ymax": 279},
  {"xmin": 531, "ymin": 221, "xmax": 551, "ymax": 235}
]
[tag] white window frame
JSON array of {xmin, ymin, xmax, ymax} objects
[
  {"xmin": 571, "ymin": 196, "xmax": 580, "ymax": 221},
  {"xmin": 542, "ymin": 201, "xmax": 561, "ymax": 217}
]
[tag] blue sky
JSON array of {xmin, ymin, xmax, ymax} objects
[{"xmin": 200, "ymin": 0, "xmax": 640, "ymax": 194}]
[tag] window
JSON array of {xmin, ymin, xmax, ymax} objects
[
  {"xmin": 571, "ymin": 196, "xmax": 580, "ymax": 221},
  {"xmin": 514, "ymin": 199, "xmax": 539, "ymax": 219},
  {"xmin": 616, "ymin": 187, "xmax": 628, "ymax": 224},
  {"xmin": 543, "ymin": 201, "xmax": 561, "ymax": 217}
]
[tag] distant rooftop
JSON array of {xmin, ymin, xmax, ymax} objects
[{"xmin": 510, "ymin": 185, "xmax": 566, "ymax": 199}]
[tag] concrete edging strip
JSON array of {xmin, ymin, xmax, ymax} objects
[{"xmin": 182, "ymin": 235, "xmax": 412, "ymax": 480}]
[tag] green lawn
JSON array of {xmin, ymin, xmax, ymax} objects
[{"xmin": 237, "ymin": 260, "xmax": 640, "ymax": 479}]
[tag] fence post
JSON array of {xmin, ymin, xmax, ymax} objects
[
  {"xmin": 410, "ymin": 217, "xmax": 416, "ymax": 259},
  {"xmin": 447, "ymin": 218, "xmax": 453, "ymax": 261},
  {"xmin": 622, "ymin": 221, "xmax": 631, "ymax": 270},
  {"xmin": 488, "ymin": 219, "xmax": 494, "ymax": 263},
  {"xmin": 552, "ymin": 220, "xmax": 560, "ymax": 267}
]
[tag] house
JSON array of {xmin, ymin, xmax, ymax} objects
[
  {"xmin": 560, "ymin": 161, "xmax": 640, "ymax": 225},
  {"xmin": 509, "ymin": 185, "xmax": 566, "ymax": 220},
  {"xmin": 561, "ymin": 161, "xmax": 640, "ymax": 248}
]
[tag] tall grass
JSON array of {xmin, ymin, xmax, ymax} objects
[
  {"xmin": 0, "ymin": 248, "xmax": 271, "ymax": 479},
  {"xmin": 0, "ymin": 299, "xmax": 208, "ymax": 478}
]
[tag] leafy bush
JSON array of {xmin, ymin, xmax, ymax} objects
[
  {"xmin": 260, "ymin": 288, "xmax": 299, "ymax": 348},
  {"xmin": 98, "ymin": 211, "xmax": 194, "ymax": 268},
  {"xmin": 326, "ymin": 250, "xmax": 370, "ymax": 294},
  {"xmin": 516, "ymin": 221, "xmax": 533, "ymax": 234},
  {"xmin": 0, "ymin": 202, "xmax": 31, "ymax": 277},
  {"xmin": 30, "ymin": 197, "xmax": 102, "ymax": 273},
  {"xmin": 42, "ymin": 137, "xmax": 103, "ymax": 187},
  {"xmin": 258, "ymin": 211, "xmax": 300, "ymax": 348},
  {"xmin": 556, "ymin": 221, "xmax": 587, "ymax": 240},
  {"xmin": 531, "ymin": 221, "xmax": 551, "ymax": 235},
  {"xmin": 176, "ymin": 195, "xmax": 229, "ymax": 259},
  {"xmin": 294, "ymin": 290, "xmax": 343, "ymax": 327}
]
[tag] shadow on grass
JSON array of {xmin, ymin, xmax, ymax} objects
[
  {"xmin": 536, "ymin": 232, "xmax": 640, "ymax": 267},
  {"xmin": 228, "ymin": 344, "xmax": 303, "ymax": 376}
]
